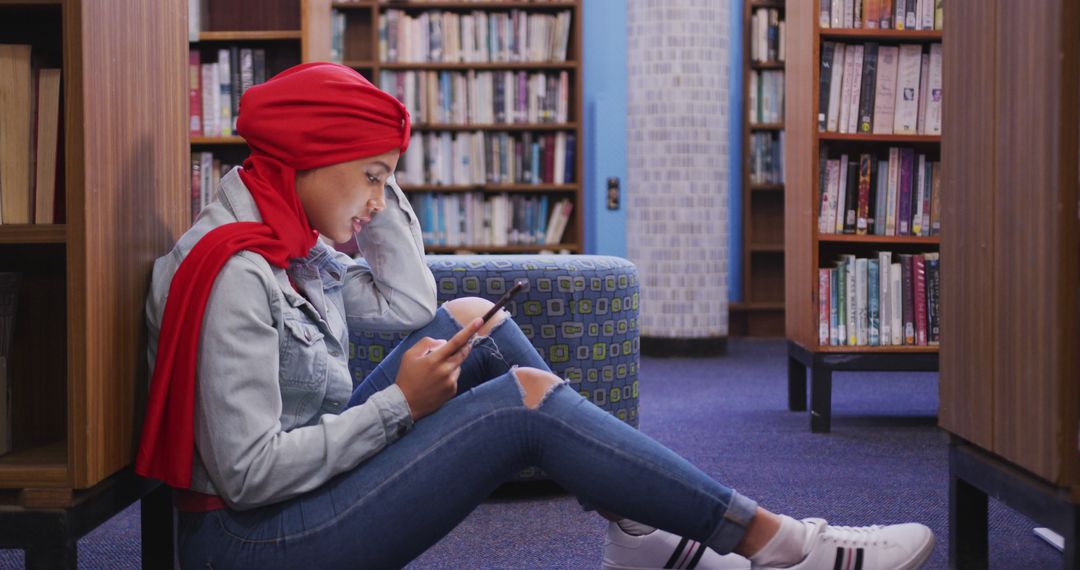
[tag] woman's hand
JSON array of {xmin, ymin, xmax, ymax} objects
[{"xmin": 395, "ymin": 317, "xmax": 484, "ymax": 421}]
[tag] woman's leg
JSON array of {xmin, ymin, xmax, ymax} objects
[
  {"xmin": 181, "ymin": 368, "xmax": 755, "ymax": 569},
  {"xmin": 347, "ymin": 298, "xmax": 550, "ymax": 407}
]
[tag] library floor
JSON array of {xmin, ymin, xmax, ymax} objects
[{"xmin": 0, "ymin": 340, "xmax": 1059, "ymax": 569}]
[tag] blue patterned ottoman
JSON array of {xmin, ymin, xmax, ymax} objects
[{"xmin": 348, "ymin": 255, "xmax": 641, "ymax": 432}]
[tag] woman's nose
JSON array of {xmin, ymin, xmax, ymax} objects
[{"xmin": 368, "ymin": 193, "xmax": 386, "ymax": 213}]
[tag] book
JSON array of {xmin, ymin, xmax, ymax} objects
[
  {"xmin": 844, "ymin": 157, "xmax": 858, "ymax": 233},
  {"xmin": 34, "ymin": 69, "xmax": 62, "ymax": 225},
  {"xmin": 844, "ymin": 0, "xmax": 855, "ymax": 28},
  {"xmin": 834, "ymin": 154, "xmax": 849, "ymax": 233},
  {"xmin": 898, "ymin": 148, "xmax": 915, "ymax": 235},
  {"xmin": 916, "ymin": 52, "xmax": 930, "ymax": 134},
  {"xmin": 865, "ymin": 0, "xmax": 880, "ymax": 28},
  {"xmin": 880, "ymin": 0, "xmax": 894, "ymax": 28},
  {"xmin": 934, "ymin": 0, "xmax": 943, "ymax": 29},
  {"xmin": 845, "ymin": 254, "xmax": 857, "ymax": 345},
  {"xmin": 895, "ymin": 0, "xmax": 906, "ymax": 29},
  {"xmin": 836, "ymin": 260, "xmax": 848, "ymax": 344},
  {"xmin": 829, "ymin": 267, "xmax": 840, "ymax": 345},
  {"xmin": 900, "ymin": 254, "xmax": 915, "ymax": 344},
  {"xmin": 921, "ymin": 157, "xmax": 933, "ymax": 236},
  {"xmin": 857, "ymin": 43, "xmax": 878, "ymax": 133},
  {"xmin": 893, "ymin": 44, "xmax": 923, "ymax": 134},
  {"xmin": 889, "ymin": 262, "xmax": 903, "ymax": 345},
  {"xmin": 878, "ymin": 251, "xmax": 892, "ymax": 345},
  {"xmin": 925, "ymin": 252, "xmax": 940, "ymax": 345},
  {"xmin": 856, "ymin": 153, "xmax": 872, "ymax": 234},
  {"xmin": 885, "ymin": 147, "xmax": 900, "ymax": 235},
  {"xmin": 926, "ymin": 43, "xmax": 943, "ymax": 134},
  {"xmin": 189, "ymin": 50, "xmax": 201, "ymax": 136},
  {"xmin": 819, "ymin": 268, "xmax": 831, "ymax": 345},
  {"xmin": 855, "ymin": 257, "xmax": 868, "ymax": 346},
  {"xmin": 874, "ymin": 159, "xmax": 888, "ymax": 234},
  {"xmin": 913, "ymin": 253, "xmax": 927, "ymax": 345},
  {"xmin": 840, "ymin": 44, "xmax": 863, "ymax": 134},
  {"xmin": 821, "ymin": 0, "xmax": 832, "ymax": 28},
  {"xmin": 872, "ymin": 46, "xmax": 899, "ymax": 134},
  {"xmin": 868, "ymin": 258, "xmax": 880, "ymax": 345},
  {"xmin": 912, "ymin": 153, "xmax": 926, "ymax": 236},
  {"xmin": 818, "ymin": 42, "xmax": 835, "ymax": 132},
  {"xmin": 216, "ymin": 49, "xmax": 232, "ymax": 137},
  {"xmin": 930, "ymin": 162, "xmax": 942, "ymax": 235},
  {"xmin": 826, "ymin": 44, "xmax": 846, "ymax": 132},
  {"xmin": 0, "ymin": 44, "xmax": 34, "ymax": 224}
]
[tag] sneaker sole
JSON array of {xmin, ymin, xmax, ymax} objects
[{"xmin": 900, "ymin": 532, "xmax": 936, "ymax": 570}]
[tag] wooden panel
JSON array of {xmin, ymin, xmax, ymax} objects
[
  {"xmin": 302, "ymin": 0, "xmax": 332, "ymax": 62},
  {"xmin": 938, "ymin": 0, "xmax": 997, "ymax": 450},
  {"xmin": 991, "ymin": 0, "xmax": 1079, "ymax": 484},
  {"xmin": 783, "ymin": 0, "xmax": 815, "ymax": 347},
  {"xmin": 747, "ymin": 252, "xmax": 784, "ymax": 303},
  {"xmin": 69, "ymin": 0, "xmax": 189, "ymax": 488},
  {"xmin": 206, "ymin": 0, "xmax": 300, "ymax": 31}
]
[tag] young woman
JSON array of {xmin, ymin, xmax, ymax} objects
[{"xmin": 136, "ymin": 63, "xmax": 933, "ymax": 570}]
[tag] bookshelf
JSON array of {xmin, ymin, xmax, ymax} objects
[
  {"xmin": 0, "ymin": 0, "xmax": 187, "ymax": 491},
  {"xmin": 939, "ymin": 1, "xmax": 1080, "ymax": 564},
  {"xmin": 305, "ymin": 0, "xmax": 584, "ymax": 254},
  {"xmin": 783, "ymin": 0, "xmax": 942, "ymax": 432},
  {"xmin": 187, "ymin": 0, "xmax": 305, "ymax": 223},
  {"xmin": 732, "ymin": 0, "xmax": 787, "ymax": 338}
]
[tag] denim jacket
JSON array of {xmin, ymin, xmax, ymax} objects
[{"xmin": 145, "ymin": 167, "xmax": 437, "ymax": 509}]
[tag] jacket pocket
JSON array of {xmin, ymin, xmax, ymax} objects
[{"xmin": 279, "ymin": 317, "xmax": 328, "ymax": 389}]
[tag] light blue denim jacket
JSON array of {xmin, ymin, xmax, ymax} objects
[{"xmin": 145, "ymin": 167, "xmax": 437, "ymax": 510}]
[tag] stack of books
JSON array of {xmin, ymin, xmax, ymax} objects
[
  {"xmin": 820, "ymin": 0, "xmax": 943, "ymax": 30},
  {"xmin": 378, "ymin": 9, "xmax": 572, "ymax": 63},
  {"xmin": 189, "ymin": 47, "xmax": 269, "ymax": 138},
  {"xmin": 397, "ymin": 131, "xmax": 575, "ymax": 187},
  {"xmin": 818, "ymin": 148, "xmax": 939, "ymax": 236}
]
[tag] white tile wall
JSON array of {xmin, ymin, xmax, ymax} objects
[{"xmin": 626, "ymin": 0, "xmax": 731, "ymax": 338}]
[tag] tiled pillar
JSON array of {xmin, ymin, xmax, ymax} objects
[{"xmin": 626, "ymin": 0, "xmax": 731, "ymax": 343}]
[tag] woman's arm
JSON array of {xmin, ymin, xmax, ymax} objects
[
  {"xmin": 340, "ymin": 176, "xmax": 437, "ymax": 332},
  {"xmin": 195, "ymin": 254, "xmax": 413, "ymax": 509}
]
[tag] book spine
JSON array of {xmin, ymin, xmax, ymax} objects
[
  {"xmin": 857, "ymin": 42, "xmax": 878, "ymax": 133},
  {"xmin": 916, "ymin": 52, "xmax": 930, "ymax": 134},
  {"xmin": 874, "ymin": 160, "xmax": 888, "ymax": 234},
  {"xmin": 836, "ymin": 261, "xmax": 848, "ymax": 344},
  {"xmin": 829, "ymin": 267, "xmax": 840, "ymax": 345},
  {"xmin": 818, "ymin": 42, "xmax": 835, "ymax": 132},
  {"xmin": 921, "ymin": 157, "xmax": 933, "ymax": 236},
  {"xmin": 912, "ymin": 153, "xmax": 926, "ymax": 236},
  {"xmin": 856, "ymin": 153, "xmax": 872, "ymax": 234},
  {"xmin": 890, "ymin": 262, "xmax": 903, "ymax": 345},
  {"xmin": 819, "ymin": 268, "xmax": 831, "ymax": 345},
  {"xmin": 827, "ymin": 44, "xmax": 846, "ymax": 132},
  {"xmin": 878, "ymin": 251, "xmax": 892, "ymax": 345},
  {"xmin": 926, "ymin": 43, "xmax": 943, "ymax": 134},
  {"xmin": 913, "ymin": 253, "xmax": 927, "ymax": 345},
  {"xmin": 189, "ymin": 50, "xmax": 201, "ymax": 136},
  {"xmin": 900, "ymin": 254, "xmax": 915, "ymax": 344},
  {"xmin": 872, "ymin": 45, "xmax": 898, "ymax": 134},
  {"xmin": 821, "ymin": 0, "xmax": 832, "ymax": 28},
  {"xmin": 821, "ymin": 158, "xmax": 840, "ymax": 233},
  {"xmin": 930, "ymin": 162, "xmax": 942, "ymax": 235},
  {"xmin": 835, "ymin": 154, "xmax": 849, "ymax": 233},
  {"xmin": 881, "ymin": 0, "xmax": 893, "ymax": 28},
  {"xmin": 846, "ymin": 255, "xmax": 858, "ymax": 346},
  {"xmin": 856, "ymin": 257, "xmax": 868, "ymax": 346},
  {"xmin": 893, "ymin": 44, "xmax": 922, "ymax": 134},
  {"xmin": 868, "ymin": 258, "xmax": 880, "ymax": 345},
  {"xmin": 926, "ymin": 254, "xmax": 941, "ymax": 344},
  {"xmin": 886, "ymin": 147, "xmax": 900, "ymax": 235},
  {"xmin": 898, "ymin": 148, "xmax": 914, "ymax": 235},
  {"xmin": 844, "ymin": 158, "xmax": 858, "ymax": 234},
  {"xmin": 845, "ymin": 45, "xmax": 864, "ymax": 134}
]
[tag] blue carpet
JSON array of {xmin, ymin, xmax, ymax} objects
[{"xmin": 0, "ymin": 339, "xmax": 1061, "ymax": 568}]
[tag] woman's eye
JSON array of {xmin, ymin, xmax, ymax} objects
[{"xmin": 367, "ymin": 175, "xmax": 380, "ymax": 184}]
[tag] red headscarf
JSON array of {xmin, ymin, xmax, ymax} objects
[{"xmin": 136, "ymin": 63, "xmax": 410, "ymax": 488}]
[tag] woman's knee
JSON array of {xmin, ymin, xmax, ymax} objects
[
  {"xmin": 511, "ymin": 367, "xmax": 563, "ymax": 409},
  {"xmin": 442, "ymin": 296, "xmax": 508, "ymax": 336}
]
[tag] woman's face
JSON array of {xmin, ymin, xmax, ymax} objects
[{"xmin": 295, "ymin": 149, "xmax": 401, "ymax": 244}]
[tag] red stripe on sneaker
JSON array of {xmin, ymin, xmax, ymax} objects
[
  {"xmin": 676, "ymin": 541, "xmax": 697, "ymax": 568},
  {"xmin": 686, "ymin": 542, "xmax": 708, "ymax": 569},
  {"xmin": 664, "ymin": 537, "xmax": 689, "ymax": 569},
  {"xmin": 846, "ymin": 547, "xmax": 854, "ymax": 570},
  {"xmin": 832, "ymin": 547, "xmax": 845, "ymax": 570}
]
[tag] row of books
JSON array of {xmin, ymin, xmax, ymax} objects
[
  {"xmin": 189, "ymin": 47, "xmax": 269, "ymax": 138},
  {"xmin": 750, "ymin": 8, "xmax": 785, "ymax": 64},
  {"xmin": 820, "ymin": 0, "xmax": 942, "ymax": 30},
  {"xmin": 818, "ymin": 252, "xmax": 940, "ymax": 347},
  {"xmin": 379, "ymin": 9, "xmax": 572, "ymax": 63},
  {"xmin": 819, "ymin": 42, "xmax": 942, "ymax": 136},
  {"xmin": 190, "ymin": 152, "xmax": 234, "ymax": 221},
  {"xmin": 0, "ymin": 45, "xmax": 62, "ymax": 224},
  {"xmin": 749, "ymin": 70, "xmax": 784, "ymax": 125},
  {"xmin": 415, "ymin": 193, "xmax": 572, "ymax": 247},
  {"xmin": 396, "ymin": 131, "xmax": 575, "ymax": 187},
  {"xmin": 378, "ymin": 70, "xmax": 570, "ymax": 126},
  {"xmin": 749, "ymin": 132, "xmax": 785, "ymax": 186},
  {"xmin": 818, "ymin": 148, "xmax": 939, "ymax": 237}
]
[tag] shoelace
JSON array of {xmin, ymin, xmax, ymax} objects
[{"xmin": 819, "ymin": 523, "xmax": 888, "ymax": 547}]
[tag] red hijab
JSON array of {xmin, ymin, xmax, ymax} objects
[{"xmin": 136, "ymin": 63, "xmax": 410, "ymax": 488}]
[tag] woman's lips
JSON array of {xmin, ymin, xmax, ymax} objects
[{"xmin": 352, "ymin": 217, "xmax": 371, "ymax": 233}]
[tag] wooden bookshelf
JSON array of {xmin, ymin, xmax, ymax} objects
[
  {"xmin": 732, "ymin": 0, "xmax": 786, "ymax": 338},
  {"xmin": 306, "ymin": 0, "xmax": 584, "ymax": 254},
  {"xmin": 198, "ymin": 30, "xmax": 303, "ymax": 41},
  {"xmin": 784, "ymin": 0, "xmax": 943, "ymax": 431},
  {"xmin": 0, "ymin": 0, "xmax": 187, "ymax": 493}
]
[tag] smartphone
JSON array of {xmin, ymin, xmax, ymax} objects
[{"xmin": 480, "ymin": 279, "xmax": 528, "ymax": 324}]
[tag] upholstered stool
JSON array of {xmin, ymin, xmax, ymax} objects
[{"xmin": 348, "ymin": 255, "xmax": 641, "ymax": 474}]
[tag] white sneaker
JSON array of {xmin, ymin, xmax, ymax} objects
[
  {"xmin": 752, "ymin": 519, "xmax": 934, "ymax": 570},
  {"xmin": 602, "ymin": 521, "xmax": 751, "ymax": 570}
]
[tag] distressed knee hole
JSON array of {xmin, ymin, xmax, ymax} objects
[
  {"xmin": 443, "ymin": 296, "xmax": 509, "ymax": 336},
  {"xmin": 511, "ymin": 366, "xmax": 563, "ymax": 409}
]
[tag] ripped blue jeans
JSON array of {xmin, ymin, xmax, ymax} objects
[{"xmin": 177, "ymin": 306, "xmax": 758, "ymax": 569}]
